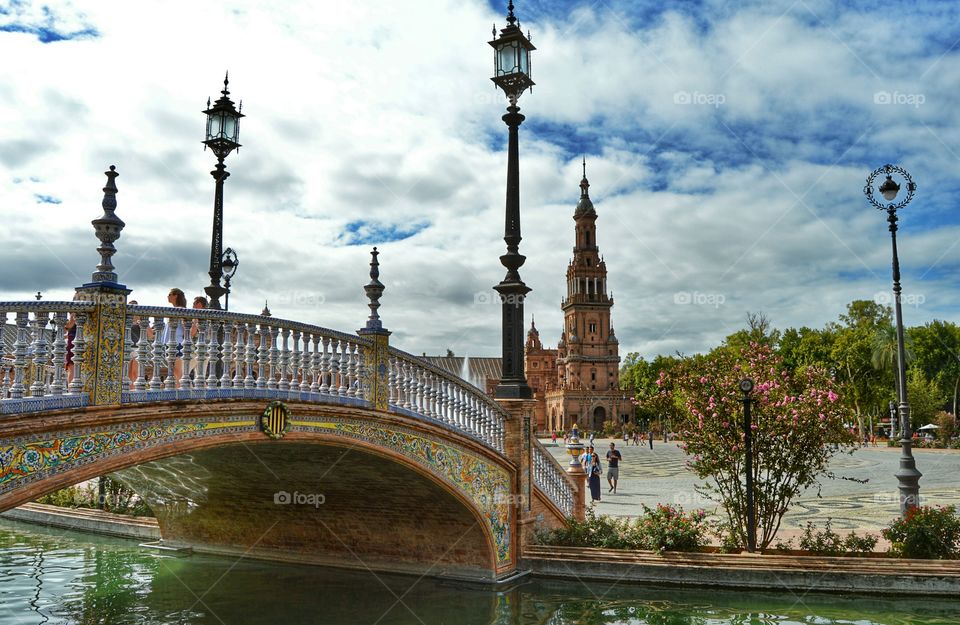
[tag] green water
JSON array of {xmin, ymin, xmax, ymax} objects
[{"xmin": 2, "ymin": 520, "xmax": 959, "ymax": 625}]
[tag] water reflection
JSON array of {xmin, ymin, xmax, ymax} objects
[{"xmin": 2, "ymin": 520, "xmax": 959, "ymax": 625}]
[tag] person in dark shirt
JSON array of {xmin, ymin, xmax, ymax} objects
[{"xmin": 606, "ymin": 442, "xmax": 623, "ymax": 493}]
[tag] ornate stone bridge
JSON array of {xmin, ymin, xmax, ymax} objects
[{"xmin": 0, "ymin": 167, "xmax": 584, "ymax": 583}]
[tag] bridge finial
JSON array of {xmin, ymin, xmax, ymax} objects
[
  {"xmin": 261, "ymin": 300, "xmax": 272, "ymax": 317},
  {"xmin": 361, "ymin": 247, "xmax": 387, "ymax": 333},
  {"xmin": 90, "ymin": 165, "xmax": 126, "ymax": 286}
]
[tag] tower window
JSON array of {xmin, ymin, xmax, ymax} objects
[
  {"xmin": 586, "ymin": 231, "xmax": 591, "ymax": 246},
  {"xmin": 589, "ymin": 322, "xmax": 597, "ymax": 333},
  {"xmin": 586, "ymin": 258, "xmax": 591, "ymax": 267}
]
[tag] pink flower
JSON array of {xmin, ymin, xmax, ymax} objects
[
  {"xmin": 827, "ymin": 390, "xmax": 838, "ymax": 402},
  {"xmin": 699, "ymin": 376, "xmax": 708, "ymax": 384}
]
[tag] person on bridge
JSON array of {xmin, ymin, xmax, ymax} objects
[
  {"xmin": 606, "ymin": 442, "xmax": 622, "ymax": 493},
  {"xmin": 647, "ymin": 429, "xmax": 654, "ymax": 450},
  {"xmin": 163, "ymin": 288, "xmax": 187, "ymax": 381}
]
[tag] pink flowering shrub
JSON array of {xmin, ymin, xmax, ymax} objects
[{"xmin": 656, "ymin": 343, "xmax": 855, "ymax": 549}]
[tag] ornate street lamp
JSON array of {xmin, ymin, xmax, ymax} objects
[
  {"xmin": 864, "ymin": 164, "xmax": 921, "ymax": 515},
  {"xmin": 221, "ymin": 247, "xmax": 239, "ymax": 311},
  {"xmin": 202, "ymin": 73, "xmax": 244, "ymax": 310},
  {"xmin": 489, "ymin": 1, "xmax": 535, "ymax": 400}
]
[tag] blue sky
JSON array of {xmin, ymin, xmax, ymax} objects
[{"xmin": 1, "ymin": 0, "xmax": 960, "ymax": 359}]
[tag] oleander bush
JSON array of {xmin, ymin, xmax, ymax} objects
[
  {"xmin": 882, "ymin": 505, "xmax": 960, "ymax": 559},
  {"xmin": 535, "ymin": 504, "xmax": 709, "ymax": 553}
]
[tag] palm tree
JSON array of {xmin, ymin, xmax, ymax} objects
[{"xmin": 872, "ymin": 324, "xmax": 914, "ymax": 404}]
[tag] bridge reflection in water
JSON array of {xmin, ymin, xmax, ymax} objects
[{"xmin": 0, "ymin": 166, "xmax": 583, "ymax": 583}]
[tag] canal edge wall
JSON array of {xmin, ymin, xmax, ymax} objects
[
  {"xmin": 1, "ymin": 502, "xmax": 160, "ymax": 541},
  {"xmin": 523, "ymin": 545, "xmax": 960, "ymax": 597}
]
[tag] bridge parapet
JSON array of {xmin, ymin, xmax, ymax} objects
[{"xmin": 0, "ymin": 301, "xmax": 507, "ymax": 453}]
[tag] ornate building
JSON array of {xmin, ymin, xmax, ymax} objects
[{"xmin": 525, "ymin": 164, "xmax": 627, "ymax": 434}]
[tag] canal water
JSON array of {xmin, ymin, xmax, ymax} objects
[{"xmin": 2, "ymin": 519, "xmax": 959, "ymax": 625}]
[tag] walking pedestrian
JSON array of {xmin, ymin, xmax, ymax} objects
[
  {"xmin": 606, "ymin": 442, "xmax": 622, "ymax": 493},
  {"xmin": 648, "ymin": 429, "xmax": 654, "ymax": 450}
]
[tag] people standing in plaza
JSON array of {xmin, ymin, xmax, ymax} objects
[
  {"xmin": 588, "ymin": 453, "xmax": 602, "ymax": 503},
  {"xmin": 648, "ymin": 429, "xmax": 654, "ymax": 450},
  {"xmin": 580, "ymin": 445, "xmax": 595, "ymax": 471},
  {"xmin": 606, "ymin": 442, "xmax": 622, "ymax": 493}
]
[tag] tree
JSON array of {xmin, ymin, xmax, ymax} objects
[
  {"xmin": 830, "ymin": 301, "xmax": 892, "ymax": 436},
  {"xmin": 659, "ymin": 343, "xmax": 854, "ymax": 549},
  {"xmin": 906, "ymin": 369, "xmax": 945, "ymax": 430},
  {"xmin": 871, "ymin": 323, "xmax": 913, "ymax": 404},
  {"xmin": 908, "ymin": 320, "xmax": 960, "ymax": 416},
  {"xmin": 722, "ymin": 312, "xmax": 781, "ymax": 355}
]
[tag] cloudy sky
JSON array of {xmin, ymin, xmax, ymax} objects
[{"xmin": 2, "ymin": 0, "xmax": 959, "ymax": 360}]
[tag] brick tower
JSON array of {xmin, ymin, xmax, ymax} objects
[{"xmin": 541, "ymin": 162, "xmax": 624, "ymax": 434}]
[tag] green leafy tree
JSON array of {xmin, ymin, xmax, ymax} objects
[
  {"xmin": 659, "ymin": 343, "xmax": 854, "ymax": 549},
  {"xmin": 906, "ymin": 369, "xmax": 945, "ymax": 430},
  {"xmin": 908, "ymin": 320, "xmax": 960, "ymax": 416},
  {"xmin": 830, "ymin": 301, "xmax": 892, "ymax": 436}
]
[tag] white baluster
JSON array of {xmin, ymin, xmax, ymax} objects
[
  {"xmin": 245, "ymin": 323, "xmax": 257, "ymax": 389},
  {"xmin": 347, "ymin": 342, "xmax": 358, "ymax": 397},
  {"xmin": 180, "ymin": 315, "xmax": 194, "ymax": 391},
  {"xmin": 319, "ymin": 336, "xmax": 330, "ymax": 394},
  {"xmin": 220, "ymin": 321, "xmax": 234, "ymax": 388},
  {"xmin": 232, "ymin": 323, "xmax": 244, "ymax": 388},
  {"xmin": 278, "ymin": 327, "xmax": 290, "ymax": 392},
  {"xmin": 135, "ymin": 317, "xmax": 150, "ymax": 391},
  {"xmin": 290, "ymin": 329, "xmax": 301, "ymax": 392},
  {"xmin": 67, "ymin": 313, "xmax": 87, "ymax": 395},
  {"xmin": 256, "ymin": 324, "xmax": 268, "ymax": 389},
  {"xmin": 335, "ymin": 340, "xmax": 347, "ymax": 396},
  {"xmin": 120, "ymin": 311, "xmax": 133, "ymax": 393},
  {"xmin": 164, "ymin": 317, "xmax": 179, "ymax": 390},
  {"xmin": 300, "ymin": 332, "xmax": 312, "ymax": 392},
  {"xmin": 267, "ymin": 326, "xmax": 280, "ymax": 391},
  {"xmin": 206, "ymin": 321, "xmax": 221, "ymax": 389},
  {"xmin": 50, "ymin": 312, "xmax": 67, "ymax": 396},
  {"xmin": 194, "ymin": 318, "xmax": 209, "ymax": 390}
]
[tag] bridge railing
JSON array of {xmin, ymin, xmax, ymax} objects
[
  {"xmin": 0, "ymin": 302, "xmax": 97, "ymax": 412},
  {"xmin": 388, "ymin": 347, "xmax": 506, "ymax": 453},
  {"xmin": 122, "ymin": 306, "xmax": 372, "ymax": 401},
  {"xmin": 0, "ymin": 301, "xmax": 507, "ymax": 453},
  {"xmin": 532, "ymin": 439, "xmax": 575, "ymax": 517}
]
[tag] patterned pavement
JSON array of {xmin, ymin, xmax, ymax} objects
[{"xmin": 541, "ymin": 438, "xmax": 960, "ymax": 531}]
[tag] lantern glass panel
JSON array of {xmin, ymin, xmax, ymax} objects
[
  {"xmin": 206, "ymin": 115, "xmax": 215, "ymax": 141},
  {"xmin": 223, "ymin": 116, "xmax": 237, "ymax": 142},
  {"xmin": 498, "ymin": 43, "xmax": 517, "ymax": 75},
  {"xmin": 518, "ymin": 46, "xmax": 529, "ymax": 74}
]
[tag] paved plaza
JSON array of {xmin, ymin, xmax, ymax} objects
[{"xmin": 542, "ymin": 438, "xmax": 960, "ymax": 531}]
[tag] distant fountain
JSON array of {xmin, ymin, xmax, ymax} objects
[{"xmin": 460, "ymin": 355, "xmax": 475, "ymax": 388}]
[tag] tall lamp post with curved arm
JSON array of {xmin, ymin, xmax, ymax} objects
[
  {"xmin": 864, "ymin": 164, "xmax": 921, "ymax": 515},
  {"xmin": 202, "ymin": 73, "xmax": 244, "ymax": 311}
]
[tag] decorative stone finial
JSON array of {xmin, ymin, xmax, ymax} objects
[
  {"xmin": 506, "ymin": 0, "xmax": 517, "ymax": 26},
  {"xmin": 261, "ymin": 300, "xmax": 272, "ymax": 317},
  {"xmin": 361, "ymin": 247, "xmax": 387, "ymax": 333},
  {"xmin": 90, "ymin": 165, "xmax": 126, "ymax": 285}
]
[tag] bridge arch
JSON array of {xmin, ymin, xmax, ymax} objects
[{"xmin": 0, "ymin": 401, "xmax": 516, "ymax": 580}]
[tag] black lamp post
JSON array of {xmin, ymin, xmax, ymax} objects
[
  {"xmin": 221, "ymin": 247, "xmax": 239, "ymax": 311},
  {"xmin": 202, "ymin": 73, "xmax": 244, "ymax": 311},
  {"xmin": 490, "ymin": 1, "xmax": 535, "ymax": 400},
  {"xmin": 739, "ymin": 378, "xmax": 756, "ymax": 552},
  {"xmin": 865, "ymin": 164, "xmax": 921, "ymax": 515}
]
